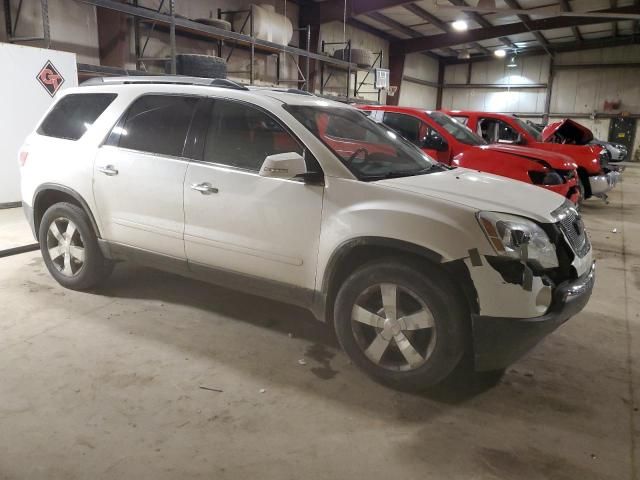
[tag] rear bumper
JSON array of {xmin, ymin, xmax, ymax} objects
[
  {"xmin": 589, "ymin": 170, "xmax": 621, "ymax": 196},
  {"xmin": 472, "ymin": 261, "xmax": 595, "ymax": 371}
]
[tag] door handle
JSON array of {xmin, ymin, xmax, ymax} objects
[
  {"xmin": 190, "ymin": 182, "xmax": 219, "ymax": 195},
  {"xmin": 98, "ymin": 165, "xmax": 118, "ymax": 176}
]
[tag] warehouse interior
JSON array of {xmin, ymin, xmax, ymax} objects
[{"xmin": 1, "ymin": 1, "xmax": 640, "ymax": 478}]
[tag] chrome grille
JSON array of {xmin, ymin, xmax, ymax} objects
[{"xmin": 553, "ymin": 204, "xmax": 590, "ymax": 258}]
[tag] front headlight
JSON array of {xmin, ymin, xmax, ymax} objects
[{"xmin": 477, "ymin": 211, "xmax": 559, "ymax": 269}]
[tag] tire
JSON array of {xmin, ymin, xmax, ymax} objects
[
  {"xmin": 39, "ymin": 202, "xmax": 113, "ymax": 290},
  {"xmin": 194, "ymin": 18, "xmax": 232, "ymax": 31},
  {"xmin": 333, "ymin": 259, "xmax": 467, "ymax": 391},
  {"xmin": 333, "ymin": 48, "xmax": 373, "ymax": 68},
  {"xmin": 167, "ymin": 53, "xmax": 227, "ymax": 79},
  {"xmin": 577, "ymin": 169, "xmax": 592, "ymax": 200},
  {"xmin": 577, "ymin": 178, "xmax": 586, "ymax": 209}
]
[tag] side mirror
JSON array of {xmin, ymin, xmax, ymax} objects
[
  {"xmin": 423, "ymin": 136, "xmax": 448, "ymax": 152},
  {"xmin": 259, "ymin": 152, "xmax": 307, "ymax": 179}
]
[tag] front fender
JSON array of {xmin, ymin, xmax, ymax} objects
[{"xmin": 316, "ymin": 177, "xmax": 494, "ymax": 292}]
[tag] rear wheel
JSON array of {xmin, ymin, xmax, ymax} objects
[
  {"xmin": 333, "ymin": 260, "xmax": 467, "ymax": 391},
  {"xmin": 39, "ymin": 202, "xmax": 113, "ymax": 290}
]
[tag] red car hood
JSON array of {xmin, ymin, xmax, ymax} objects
[
  {"xmin": 483, "ymin": 144, "xmax": 577, "ymax": 170},
  {"xmin": 541, "ymin": 119, "xmax": 594, "ymax": 144}
]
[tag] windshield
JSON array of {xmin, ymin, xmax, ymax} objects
[
  {"xmin": 513, "ymin": 116, "xmax": 542, "ymax": 141},
  {"xmin": 286, "ymin": 104, "xmax": 441, "ymax": 180},
  {"xmin": 427, "ymin": 111, "xmax": 486, "ymax": 146}
]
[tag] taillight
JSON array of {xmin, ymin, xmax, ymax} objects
[{"xmin": 19, "ymin": 150, "xmax": 29, "ymax": 167}]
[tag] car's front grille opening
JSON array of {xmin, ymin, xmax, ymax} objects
[{"xmin": 556, "ymin": 207, "xmax": 591, "ymax": 258}]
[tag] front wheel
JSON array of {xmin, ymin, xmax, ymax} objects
[
  {"xmin": 39, "ymin": 202, "xmax": 113, "ymax": 290},
  {"xmin": 333, "ymin": 260, "xmax": 467, "ymax": 391},
  {"xmin": 577, "ymin": 177, "xmax": 586, "ymax": 209}
]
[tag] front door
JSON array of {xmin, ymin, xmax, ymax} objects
[
  {"xmin": 381, "ymin": 111, "xmax": 450, "ymax": 162},
  {"xmin": 93, "ymin": 94, "xmax": 198, "ymax": 258},
  {"xmin": 608, "ymin": 117, "xmax": 636, "ymax": 151},
  {"xmin": 182, "ymin": 98, "xmax": 324, "ymax": 294}
]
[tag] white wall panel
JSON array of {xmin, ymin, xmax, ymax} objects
[
  {"xmin": 398, "ymin": 53, "xmax": 439, "ymax": 109},
  {"xmin": 398, "ymin": 82, "xmax": 438, "ymax": 109},
  {"xmin": 0, "ymin": 44, "xmax": 78, "ymax": 203},
  {"xmin": 403, "ymin": 53, "xmax": 438, "ymax": 82}
]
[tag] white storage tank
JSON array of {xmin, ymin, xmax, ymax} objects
[{"xmin": 235, "ymin": 4, "xmax": 293, "ymax": 45}]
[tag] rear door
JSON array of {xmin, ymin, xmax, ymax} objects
[
  {"xmin": 182, "ymin": 98, "xmax": 324, "ymax": 293},
  {"xmin": 93, "ymin": 94, "xmax": 198, "ymax": 258}
]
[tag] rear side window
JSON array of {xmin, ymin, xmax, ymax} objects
[
  {"xmin": 38, "ymin": 93, "xmax": 117, "ymax": 140},
  {"xmin": 116, "ymin": 95, "xmax": 198, "ymax": 157}
]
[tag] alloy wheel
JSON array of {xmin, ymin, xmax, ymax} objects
[
  {"xmin": 351, "ymin": 283, "xmax": 437, "ymax": 372},
  {"xmin": 46, "ymin": 217, "xmax": 85, "ymax": 277}
]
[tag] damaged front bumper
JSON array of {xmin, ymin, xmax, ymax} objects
[
  {"xmin": 589, "ymin": 170, "xmax": 621, "ymax": 197},
  {"xmin": 471, "ymin": 261, "xmax": 595, "ymax": 371}
]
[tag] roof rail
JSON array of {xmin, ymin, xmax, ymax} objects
[
  {"xmin": 81, "ymin": 75, "xmax": 249, "ymax": 91},
  {"xmin": 247, "ymin": 86, "xmax": 315, "ymax": 96},
  {"xmin": 285, "ymin": 88, "xmax": 314, "ymax": 96}
]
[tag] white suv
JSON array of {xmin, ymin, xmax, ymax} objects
[{"xmin": 20, "ymin": 77, "xmax": 595, "ymax": 390}]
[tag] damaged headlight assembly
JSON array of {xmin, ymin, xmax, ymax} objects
[{"xmin": 477, "ymin": 212, "xmax": 559, "ymax": 269}]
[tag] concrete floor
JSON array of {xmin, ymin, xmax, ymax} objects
[{"xmin": 1, "ymin": 165, "xmax": 639, "ymax": 480}]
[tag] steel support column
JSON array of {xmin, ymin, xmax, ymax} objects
[
  {"xmin": 435, "ymin": 61, "xmax": 445, "ymax": 109},
  {"xmin": 387, "ymin": 46, "xmax": 405, "ymax": 106}
]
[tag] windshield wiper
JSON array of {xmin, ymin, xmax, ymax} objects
[{"xmin": 361, "ymin": 164, "xmax": 444, "ymax": 181}]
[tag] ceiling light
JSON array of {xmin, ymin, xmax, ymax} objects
[
  {"xmin": 494, "ymin": 49, "xmax": 506, "ymax": 58},
  {"xmin": 452, "ymin": 20, "xmax": 468, "ymax": 31},
  {"xmin": 507, "ymin": 55, "xmax": 518, "ymax": 67}
]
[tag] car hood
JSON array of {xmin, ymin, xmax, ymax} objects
[
  {"xmin": 482, "ymin": 144, "xmax": 577, "ymax": 170},
  {"xmin": 541, "ymin": 119, "xmax": 594, "ymax": 144},
  {"xmin": 378, "ymin": 168, "xmax": 564, "ymax": 223}
]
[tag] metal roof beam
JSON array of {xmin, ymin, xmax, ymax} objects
[
  {"xmin": 392, "ymin": 5, "xmax": 640, "ymax": 54},
  {"xmin": 301, "ymin": 0, "xmax": 414, "ymax": 26}
]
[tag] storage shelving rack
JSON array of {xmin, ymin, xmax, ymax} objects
[
  {"xmin": 320, "ymin": 40, "xmax": 384, "ymax": 103},
  {"xmin": 68, "ymin": 0, "xmax": 376, "ymax": 102},
  {"xmin": 3, "ymin": 0, "xmax": 51, "ymax": 47}
]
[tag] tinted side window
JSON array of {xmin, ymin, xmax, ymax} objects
[
  {"xmin": 478, "ymin": 118, "xmax": 519, "ymax": 143},
  {"xmin": 425, "ymin": 126, "xmax": 444, "ymax": 143},
  {"xmin": 118, "ymin": 95, "xmax": 198, "ymax": 157},
  {"xmin": 203, "ymin": 100, "xmax": 302, "ymax": 171},
  {"xmin": 382, "ymin": 112, "xmax": 421, "ymax": 144},
  {"xmin": 38, "ymin": 93, "xmax": 117, "ymax": 140}
]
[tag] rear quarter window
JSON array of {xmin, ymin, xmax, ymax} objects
[{"xmin": 38, "ymin": 93, "xmax": 117, "ymax": 140}]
